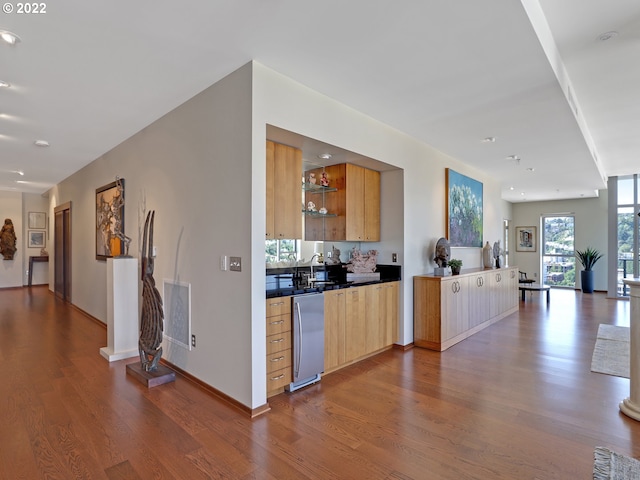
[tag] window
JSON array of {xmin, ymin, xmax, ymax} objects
[
  {"xmin": 265, "ymin": 239, "xmax": 298, "ymax": 264},
  {"xmin": 615, "ymin": 175, "xmax": 639, "ymax": 297},
  {"xmin": 542, "ymin": 216, "xmax": 575, "ymax": 287}
]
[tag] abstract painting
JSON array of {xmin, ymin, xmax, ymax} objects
[{"xmin": 446, "ymin": 168, "xmax": 483, "ymax": 247}]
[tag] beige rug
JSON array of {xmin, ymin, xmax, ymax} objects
[
  {"xmin": 590, "ymin": 324, "xmax": 629, "ymax": 379},
  {"xmin": 594, "ymin": 446, "xmax": 640, "ymax": 479}
]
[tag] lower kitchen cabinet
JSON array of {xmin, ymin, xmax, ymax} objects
[
  {"xmin": 414, "ymin": 267, "xmax": 518, "ymax": 351},
  {"xmin": 324, "ymin": 282, "xmax": 399, "ymax": 373},
  {"xmin": 266, "ymin": 296, "xmax": 292, "ymax": 397}
]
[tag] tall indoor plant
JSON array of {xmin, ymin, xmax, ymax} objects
[{"xmin": 576, "ymin": 247, "xmax": 603, "ymax": 293}]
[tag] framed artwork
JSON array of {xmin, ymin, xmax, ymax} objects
[
  {"xmin": 446, "ymin": 168, "xmax": 483, "ymax": 247},
  {"xmin": 515, "ymin": 226, "xmax": 537, "ymax": 252},
  {"xmin": 28, "ymin": 230, "xmax": 45, "ymax": 248},
  {"xmin": 28, "ymin": 212, "xmax": 46, "ymax": 229},
  {"xmin": 96, "ymin": 179, "xmax": 125, "ymax": 260}
]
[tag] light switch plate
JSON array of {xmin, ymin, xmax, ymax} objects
[
  {"xmin": 230, "ymin": 256, "xmax": 241, "ymax": 272},
  {"xmin": 220, "ymin": 255, "xmax": 227, "ymax": 271}
]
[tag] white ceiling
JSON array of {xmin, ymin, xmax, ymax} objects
[{"xmin": 1, "ymin": 0, "xmax": 638, "ymax": 203}]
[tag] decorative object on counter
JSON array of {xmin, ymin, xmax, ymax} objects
[
  {"xmin": 138, "ymin": 210, "xmax": 164, "ymax": 372},
  {"xmin": 308, "ymin": 172, "xmax": 317, "ymax": 184},
  {"xmin": 446, "ymin": 168, "xmax": 483, "ymax": 248},
  {"xmin": 347, "ymin": 248, "xmax": 378, "ymax": 273},
  {"xmin": 307, "ymin": 201, "xmax": 317, "ymax": 212},
  {"xmin": 433, "ymin": 237, "xmax": 451, "ymax": 276},
  {"xmin": 483, "ymin": 241, "xmax": 493, "ymax": 268},
  {"xmin": 319, "ymin": 207, "xmax": 328, "ymax": 215},
  {"xmin": 0, "ymin": 218, "xmax": 17, "ymax": 260},
  {"xmin": 493, "ymin": 241, "xmax": 502, "ymax": 268},
  {"xmin": 576, "ymin": 246, "xmax": 603, "ymax": 294},
  {"xmin": 325, "ymin": 245, "xmax": 341, "ymax": 265},
  {"xmin": 515, "ymin": 226, "xmax": 536, "ymax": 252},
  {"xmin": 320, "ymin": 171, "xmax": 329, "ymax": 187},
  {"xmin": 112, "ymin": 177, "xmax": 132, "ymax": 257},
  {"xmin": 448, "ymin": 258, "xmax": 463, "ymax": 275}
]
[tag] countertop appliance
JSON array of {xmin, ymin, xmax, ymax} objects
[{"xmin": 287, "ymin": 292, "xmax": 324, "ymax": 392}]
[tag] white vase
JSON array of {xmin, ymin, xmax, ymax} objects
[{"xmin": 483, "ymin": 242, "xmax": 493, "ymax": 268}]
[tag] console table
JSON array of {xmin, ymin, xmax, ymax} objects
[{"xmin": 28, "ymin": 255, "xmax": 49, "ymax": 286}]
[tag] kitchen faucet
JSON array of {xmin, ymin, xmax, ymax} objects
[{"xmin": 309, "ymin": 254, "xmax": 320, "ymax": 280}]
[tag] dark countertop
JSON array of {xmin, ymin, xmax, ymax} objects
[{"xmin": 266, "ymin": 264, "xmax": 401, "ymax": 298}]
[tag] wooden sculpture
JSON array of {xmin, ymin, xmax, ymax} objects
[
  {"xmin": 138, "ymin": 211, "xmax": 164, "ymax": 372},
  {"xmin": 0, "ymin": 218, "xmax": 17, "ymax": 260}
]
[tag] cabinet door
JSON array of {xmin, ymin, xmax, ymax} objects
[
  {"xmin": 265, "ymin": 141, "xmax": 275, "ymax": 239},
  {"xmin": 384, "ymin": 282, "xmax": 399, "ymax": 345},
  {"xmin": 468, "ymin": 273, "xmax": 489, "ymax": 328},
  {"xmin": 324, "ymin": 289, "xmax": 346, "ymax": 371},
  {"xmin": 365, "ymin": 284, "xmax": 384, "ymax": 353},
  {"xmin": 345, "ymin": 287, "xmax": 366, "ymax": 361},
  {"xmin": 364, "ymin": 168, "xmax": 380, "ymax": 241},
  {"xmin": 273, "ymin": 143, "xmax": 302, "ymax": 239},
  {"xmin": 441, "ymin": 277, "xmax": 468, "ymax": 340},
  {"xmin": 345, "ymin": 164, "xmax": 366, "ymax": 241},
  {"xmin": 489, "ymin": 271, "xmax": 505, "ymax": 318}
]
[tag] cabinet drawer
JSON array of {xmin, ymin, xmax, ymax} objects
[
  {"xmin": 266, "ymin": 332, "xmax": 292, "ymax": 356},
  {"xmin": 266, "ymin": 313, "xmax": 291, "ymax": 336},
  {"xmin": 267, "ymin": 366, "xmax": 292, "ymax": 392},
  {"xmin": 266, "ymin": 297, "xmax": 291, "ymax": 317},
  {"xmin": 267, "ymin": 349, "xmax": 292, "ymax": 374}
]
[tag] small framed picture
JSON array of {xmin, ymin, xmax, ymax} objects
[
  {"xmin": 28, "ymin": 230, "xmax": 46, "ymax": 248},
  {"xmin": 515, "ymin": 226, "xmax": 536, "ymax": 252},
  {"xmin": 28, "ymin": 212, "xmax": 46, "ymax": 229}
]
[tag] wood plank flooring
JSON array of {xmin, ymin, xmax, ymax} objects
[{"xmin": 1, "ymin": 286, "xmax": 639, "ymax": 479}]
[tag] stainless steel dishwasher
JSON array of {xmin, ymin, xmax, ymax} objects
[{"xmin": 287, "ymin": 292, "xmax": 324, "ymax": 392}]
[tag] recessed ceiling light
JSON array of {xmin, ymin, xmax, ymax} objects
[
  {"xmin": 598, "ymin": 31, "xmax": 618, "ymax": 42},
  {"xmin": 506, "ymin": 155, "xmax": 520, "ymax": 161},
  {"xmin": 482, "ymin": 137, "xmax": 496, "ymax": 143},
  {"xmin": 34, "ymin": 139, "xmax": 49, "ymax": 147},
  {"xmin": 520, "ymin": 192, "xmax": 525, "ymax": 196},
  {"xmin": 0, "ymin": 81, "xmax": 10, "ymax": 88},
  {"xmin": 317, "ymin": 153, "xmax": 332, "ymax": 160},
  {"xmin": 0, "ymin": 30, "xmax": 21, "ymax": 46},
  {"xmin": 509, "ymin": 186, "xmax": 514, "ymax": 191},
  {"xmin": 526, "ymin": 167, "xmax": 535, "ymax": 172},
  {"xmin": 12, "ymin": 170, "xmax": 24, "ymax": 176}
]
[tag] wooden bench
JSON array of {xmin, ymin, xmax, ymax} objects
[{"xmin": 519, "ymin": 283, "xmax": 550, "ymax": 304}]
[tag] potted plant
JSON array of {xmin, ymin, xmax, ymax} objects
[
  {"xmin": 576, "ymin": 247, "xmax": 603, "ymax": 294},
  {"xmin": 448, "ymin": 258, "xmax": 463, "ymax": 275}
]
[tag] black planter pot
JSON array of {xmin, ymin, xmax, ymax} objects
[
  {"xmin": 451, "ymin": 267, "xmax": 460, "ymax": 275},
  {"xmin": 581, "ymin": 270, "xmax": 595, "ymax": 293}
]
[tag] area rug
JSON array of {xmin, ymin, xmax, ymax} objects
[
  {"xmin": 594, "ymin": 446, "xmax": 640, "ymax": 479},
  {"xmin": 590, "ymin": 324, "xmax": 629, "ymax": 379}
]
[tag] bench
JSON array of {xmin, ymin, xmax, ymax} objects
[{"xmin": 519, "ymin": 283, "xmax": 550, "ymax": 304}]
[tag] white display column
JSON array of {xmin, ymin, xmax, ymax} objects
[
  {"xmin": 620, "ymin": 278, "xmax": 640, "ymax": 420},
  {"xmin": 100, "ymin": 257, "xmax": 139, "ymax": 362}
]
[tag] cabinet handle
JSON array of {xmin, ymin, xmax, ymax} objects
[
  {"xmin": 270, "ymin": 320, "xmax": 285, "ymax": 325},
  {"xmin": 270, "ymin": 374, "xmax": 285, "ymax": 381},
  {"xmin": 269, "ymin": 301, "xmax": 285, "ymax": 307},
  {"xmin": 270, "ymin": 356, "xmax": 285, "ymax": 362},
  {"xmin": 270, "ymin": 338, "xmax": 284, "ymax": 343}
]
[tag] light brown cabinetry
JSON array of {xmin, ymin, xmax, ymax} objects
[
  {"xmin": 324, "ymin": 282, "xmax": 399, "ymax": 373},
  {"xmin": 266, "ymin": 296, "xmax": 292, "ymax": 397},
  {"xmin": 266, "ymin": 141, "xmax": 302, "ymax": 240},
  {"xmin": 414, "ymin": 267, "xmax": 518, "ymax": 351},
  {"xmin": 305, "ymin": 163, "xmax": 380, "ymax": 242}
]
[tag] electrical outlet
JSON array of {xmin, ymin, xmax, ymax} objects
[
  {"xmin": 191, "ymin": 334, "xmax": 196, "ymax": 348},
  {"xmin": 230, "ymin": 256, "xmax": 241, "ymax": 272}
]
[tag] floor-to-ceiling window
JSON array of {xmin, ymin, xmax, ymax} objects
[
  {"xmin": 542, "ymin": 215, "xmax": 575, "ymax": 287},
  {"xmin": 616, "ymin": 175, "xmax": 639, "ymax": 297}
]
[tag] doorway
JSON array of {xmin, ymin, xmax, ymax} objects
[
  {"xmin": 542, "ymin": 215, "xmax": 575, "ymax": 288},
  {"xmin": 54, "ymin": 202, "xmax": 72, "ymax": 302}
]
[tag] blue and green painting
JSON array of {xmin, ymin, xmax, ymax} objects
[{"xmin": 447, "ymin": 169, "xmax": 483, "ymax": 247}]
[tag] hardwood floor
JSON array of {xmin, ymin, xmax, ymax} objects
[{"xmin": 1, "ymin": 286, "xmax": 639, "ymax": 479}]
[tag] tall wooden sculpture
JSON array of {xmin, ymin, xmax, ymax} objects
[
  {"xmin": 0, "ymin": 218, "xmax": 17, "ymax": 260},
  {"xmin": 138, "ymin": 210, "xmax": 164, "ymax": 371}
]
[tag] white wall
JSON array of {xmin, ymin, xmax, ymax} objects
[
  {"xmin": 252, "ymin": 62, "xmax": 510, "ymax": 350},
  {"xmin": 511, "ymin": 192, "xmax": 607, "ymax": 291},
  {"xmin": 47, "ymin": 63, "xmax": 255, "ymax": 406},
  {"xmin": 0, "ymin": 191, "xmax": 23, "ymax": 288}
]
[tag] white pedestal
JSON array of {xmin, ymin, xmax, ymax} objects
[
  {"xmin": 100, "ymin": 257, "xmax": 139, "ymax": 362},
  {"xmin": 620, "ymin": 278, "xmax": 640, "ymax": 420}
]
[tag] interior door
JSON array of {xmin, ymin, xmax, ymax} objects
[{"xmin": 54, "ymin": 202, "xmax": 72, "ymax": 302}]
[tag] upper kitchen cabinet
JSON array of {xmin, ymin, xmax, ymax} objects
[
  {"xmin": 266, "ymin": 141, "xmax": 302, "ymax": 239},
  {"xmin": 305, "ymin": 163, "xmax": 380, "ymax": 242}
]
